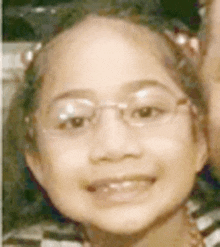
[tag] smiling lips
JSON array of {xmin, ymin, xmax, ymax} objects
[{"xmin": 86, "ymin": 175, "xmax": 156, "ymax": 205}]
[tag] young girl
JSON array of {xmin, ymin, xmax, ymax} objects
[{"xmin": 3, "ymin": 7, "xmax": 215, "ymax": 247}]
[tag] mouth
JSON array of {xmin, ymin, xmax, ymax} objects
[{"xmin": 85, "ymin": 175, "xmax": 156, "ymax": 206}]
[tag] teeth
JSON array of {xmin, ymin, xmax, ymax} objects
[
  {"xmin": 91, "ymin": 180, "xmax": 152, "ymax": 193},
  {"xmin": 122, "ymin": 181, "xmax": 135, "ymax": 188},
  {"xmin": 109, "ymin": 183, "xmax": 121, "ymax": 189}
]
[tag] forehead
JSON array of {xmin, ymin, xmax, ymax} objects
[
  {"xmin": 43, "ymin": 16, "xmax": 171, "ymax": 65},
  {"xmin": 38, "ymin": 16, "xmax": 182, "ymax": 104}
]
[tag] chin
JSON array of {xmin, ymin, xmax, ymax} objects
[
  {"xmin": 94, "ymin": 220, "xmax": 148, "ymax": 235},
  {"xmin": 86, "ymin": 204, "xmax": 167, "ymax": 236}
]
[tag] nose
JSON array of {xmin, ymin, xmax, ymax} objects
[{"xmin": 89, "ymin": 109, "xmax": 143, "ymax": 163}]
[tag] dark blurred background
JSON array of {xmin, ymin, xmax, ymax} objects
[{"xmin": 3, "ymin": 0, "xmax": 201, "ymax": 42}]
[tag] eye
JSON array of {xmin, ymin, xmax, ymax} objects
[
  {"xmin": 132, "ymin": 107, "xmax": 165, "ymax": 120},
  {"xmin": 58, "ymin": 117, "xmax": 90, "ymax": 130},
  {"xmin": 46, "ymin": 99, "xmax": 96, "ymax": 134}
]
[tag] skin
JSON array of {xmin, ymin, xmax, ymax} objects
[
  {"xmin": 26, "ymin": 17, "xmax": 207, "ymax": 246},
  {"xmin": 200, "ymin": 0, "xmax": 220, "ymax": 172}
]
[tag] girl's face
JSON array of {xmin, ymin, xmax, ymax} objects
[{"xmin": 26, "ymin": 21, "xmax": 206, "ymax": 234}]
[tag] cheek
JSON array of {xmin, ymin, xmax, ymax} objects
[
  {"xmin": 139, "ymin": 122, "xmax": 197, "ymax": 178},
  {"xmin": 143, "ymin": 137, "xmax": 196, "ymax": 171},
  {"xmin": 36, "ymin": 132, "xmax": 90, "ymax": 187},
  {"xmin": 139, "ymin": 136, "xmax": 197, "ymax": 211}
]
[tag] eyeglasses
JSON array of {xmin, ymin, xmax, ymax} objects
[{"xmin": 35, "ymin": 89, "xmax": 191, "ymax": 137}]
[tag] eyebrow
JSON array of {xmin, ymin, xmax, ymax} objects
[
  {"xmin": 51, "ymin": 90, "xmax": 96, "ymax": 102},
  {"xmin": 48, "ymin": 80, "xmax": 174, "ymax": 109},
  {"xmin": 47, "ymin": 90, "xmax": 96, "ymax": 112},
  {"xmin": 120, "ymin": 80, "xmax": 175, "ymax": 96}
]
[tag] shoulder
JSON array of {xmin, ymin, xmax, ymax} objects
[
  {"xmin": 3, "ymin": 222, "xmax": 84, "ymax": 247},
  {"xmin": 187, "ymin": 201, "xmax": 220, "ymax": 247}
]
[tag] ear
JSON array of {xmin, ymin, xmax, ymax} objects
[
  {"xmin": 25, "ymin": 150, "xmax": 45, "ymax": 187},
  {"xmin": 164, "ymin": 30, "xmax": 201, "ymax": 66}
]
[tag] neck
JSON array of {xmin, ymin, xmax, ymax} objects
[{"xmin": 85, "ymin": 207, "xmax": 193, "ymax": 247}]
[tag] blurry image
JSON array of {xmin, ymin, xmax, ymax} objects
[{"xmin": 3, "ymin": 1, "xmax": 220, "ymax": 246}]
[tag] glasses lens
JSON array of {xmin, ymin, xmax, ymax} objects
[
  {"xmin": 126, "ymin": 90, "xmax": 176, "ymax": 126},
  {"xmin": 42, "ymin": 99, "xmax": 95, "ymax": 135}
]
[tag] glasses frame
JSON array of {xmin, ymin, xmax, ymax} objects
[
  {"xmin": 93, "ymin": 97, "xmax": 190, "ymax": 127},
  {"xmin": 32, "ymin": 95, "xmax": 192, "ymax": 137}
]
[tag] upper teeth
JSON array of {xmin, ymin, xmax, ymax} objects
[
  {"xmin": 87, "ymin": 177, "xmax": 155, "ymax": 193},
  {"xmin": 109, "ymin": 183, "xmax": 121, "ymax": 189},
  {"xmin": 96, "ymin": 180, "xmax": 151, "ymax": 192}
]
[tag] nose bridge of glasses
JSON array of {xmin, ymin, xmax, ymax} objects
[
  {"xmin": 99, "ymin": 101, "xmax": 127, "ymax": 109},
  {"xmin": 93, "ymin": 102, "xmax": 134, "ymax": 146},
  {"xmin": 96, "ymin": 101, "xmax": 127, "ymax": 122}
]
